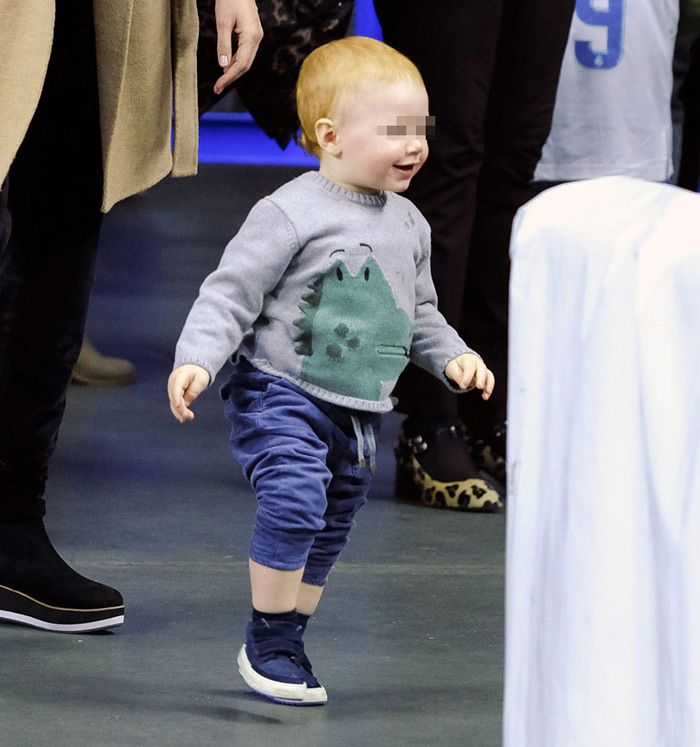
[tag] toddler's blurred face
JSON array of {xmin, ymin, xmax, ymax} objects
[{"xmin": 331, "ymin": 80, "xmax": 433, "ymax": 194}]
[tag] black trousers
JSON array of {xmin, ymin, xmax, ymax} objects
[
  {"xmin": 0, "ymin": 1, "xmax": 103, "ymax": 520},
  {"xmin": 374, "ymin": 0, "xmax": 575, "ymax": 437},
  {"xmin": 678, "ymin": 33, "xmax": 700, "ymax": 191}
]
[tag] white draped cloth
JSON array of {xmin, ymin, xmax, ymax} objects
[{"xmin": 504, "ymin": 177, "xmax": 700, "ymax": 746}]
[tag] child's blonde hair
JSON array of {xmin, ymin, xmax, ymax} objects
[{"xmin": 296, "ymin": 36, "xmax": 424, "ymax": 158}]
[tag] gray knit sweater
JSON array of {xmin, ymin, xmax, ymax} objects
[{"xmin": 174, "ymin": 171, "xmax": 474, "ymax": 412}]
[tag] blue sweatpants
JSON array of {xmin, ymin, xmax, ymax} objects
[{"xmin": 222, "ymin": 361, "xmax": 380, "ymax": 587}]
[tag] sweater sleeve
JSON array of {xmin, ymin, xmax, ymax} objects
[
  {"xmin": 173, "ymin": 198, "xmax": 299, "ymax": 382},
  {"xmin": 409, "ymin": 216, "xmax": 477, "ymax": 390}
]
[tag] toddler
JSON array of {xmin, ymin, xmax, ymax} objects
[{"xmin": 168, "ymin": 36, "xmax": 495, "ymax": 706}]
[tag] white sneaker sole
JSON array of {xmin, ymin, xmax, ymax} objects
[{"xmin": 237, "ymin": 644, "xmax": 328, "ymax": 705}]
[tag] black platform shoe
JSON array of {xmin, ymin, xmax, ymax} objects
[
  {"xmin": 394, "ymin": 418, "xmax": 503, "ymax": 511},
  {"xmin": 0, "ymin": 519, "xmax": 124, "ymax": 633}
]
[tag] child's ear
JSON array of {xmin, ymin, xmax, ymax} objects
[{"xmin": 315, "ymin": 118, "xmax": 341, "ymax": 156}]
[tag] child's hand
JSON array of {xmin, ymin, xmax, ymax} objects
[
  {"xmin": 168, "ymin": 364, "xmax": 210, "ymax": 422},
  {"xmin": 445, "ymin": 353, "xmax": 495, "ymax": 400}
]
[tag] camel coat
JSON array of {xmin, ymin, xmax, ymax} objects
[{"xmin": 0, "ymin": 0, "xmax": 199, "ymax": 212}]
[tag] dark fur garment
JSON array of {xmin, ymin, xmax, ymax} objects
[{"xmin": 197, "ymin": 0, "xmax": 354, "ymax": 148}]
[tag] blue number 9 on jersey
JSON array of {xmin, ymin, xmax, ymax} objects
[{"xmin": 574, "ymin": 0, "xmax": 624, "ymax": 70}]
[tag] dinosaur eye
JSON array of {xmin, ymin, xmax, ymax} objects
[
  {"xmin": 336, "ymin": 267, "xmax": 343, "ymax": 281},
  {"xmin": 364, "ymin": 267, "xmax": 370, "ymax": 281}
]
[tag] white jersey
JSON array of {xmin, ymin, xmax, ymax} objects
[{"xmin": 534, "ymin": 0, "xmax": 679, "ymax": 182}]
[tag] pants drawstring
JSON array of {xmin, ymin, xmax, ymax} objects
[
  {"xmin": 350, "ymin": 415, "xmax": 365, "ymax": 469},
  {"xmin": 365, "ymin": 421, "xmax": 377, "ymax": 473},
  {"xmin": 350, "ymin": 415, "xmax": 377, "ymax": 473}
]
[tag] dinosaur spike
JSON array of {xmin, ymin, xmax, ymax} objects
[
  {"xmin": 293, "ymin": 328, "xmax": 313, "ymax": 356},
  {"xmin": 301, "ymin": 279, "xmax": 322, "ymax": 307},
  {"xmin": 294, "ymin": 340, "xmax": 313, "ymax": 356},
  {"xmin": 294, "ymin": 307, "xmax": 313, "ymax": 322},
  {"xmin": 293, "ymin": 275, "xmax": 323, "ymax": 359}
]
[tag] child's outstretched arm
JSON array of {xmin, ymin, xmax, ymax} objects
[
  {"xmin": 445, "ymin": 353, "xmax": 495, "ymax": 400},
  {"xmin": 168, "ymin": 364, "xmax": 211, "ymax": 422}
]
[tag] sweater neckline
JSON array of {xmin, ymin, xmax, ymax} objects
[{"xmin": 305, "ymin": 172, "xmax": 387, "ymax": 207}]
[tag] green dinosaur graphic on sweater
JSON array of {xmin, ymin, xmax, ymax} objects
[{"xmin": 293, "ymin": 255, "xmax": 412, "ymax": 400}]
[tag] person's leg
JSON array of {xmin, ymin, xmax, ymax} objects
[
  {"xmin": 241, "ymin": 427, "xmax": 374, "ymax": 703},
  {"xmin": 374, "ymin": 1, "xmax": 506, "ymax": 507},
  {"xmin": 374, "ymin": 0, "xmax": 502, "ymax": 419},
  {"xmin": 0, "ymin": 0, "xmax": 123, "ymax": 632},
  {"xmin": 678, "ymin": 33, "xmax": 700, "ymax": 191},
  {"xmin": 0, "ymin": 0, "xmax": 102, "ymax": 517},
  {"xmin": 459, "ymin": 0, "xmax": 575, "ymax": 451},
  {"xmin": 0, "ymin": 178, "xmax": 10, "ymax": 264},
  {"xmin": 225, "ymin": 368, "xmax": 335, "ymax": 704},
  {"xmin": 300, "ymin": 412, "xmax": 378, "ymax": 611}
]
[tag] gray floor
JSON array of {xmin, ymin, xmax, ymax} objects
[{"xmin": 0, "ymin": 166, "xmax": 505, "ymax": 747}]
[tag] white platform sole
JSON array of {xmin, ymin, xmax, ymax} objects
[{"xmin": 0, "ymin": 609, "xmax": 124, "ymax": 633}]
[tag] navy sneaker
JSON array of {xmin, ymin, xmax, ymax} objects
[{"xmin": 237, "ymin": 617, "xmax": 327, "ymax": 705}]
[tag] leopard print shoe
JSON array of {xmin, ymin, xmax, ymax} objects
[
  {"xmin": 469, "ymin": 421, "xmax": 507, "ymax": 488},
  {"xmin": 394, "ymin": 420, "xmax": 503, "ymax": 512}
]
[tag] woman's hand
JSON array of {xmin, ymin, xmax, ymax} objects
[{"xmin": 214, "ymin": 0, "xmax": 263, "ymax": 94}]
